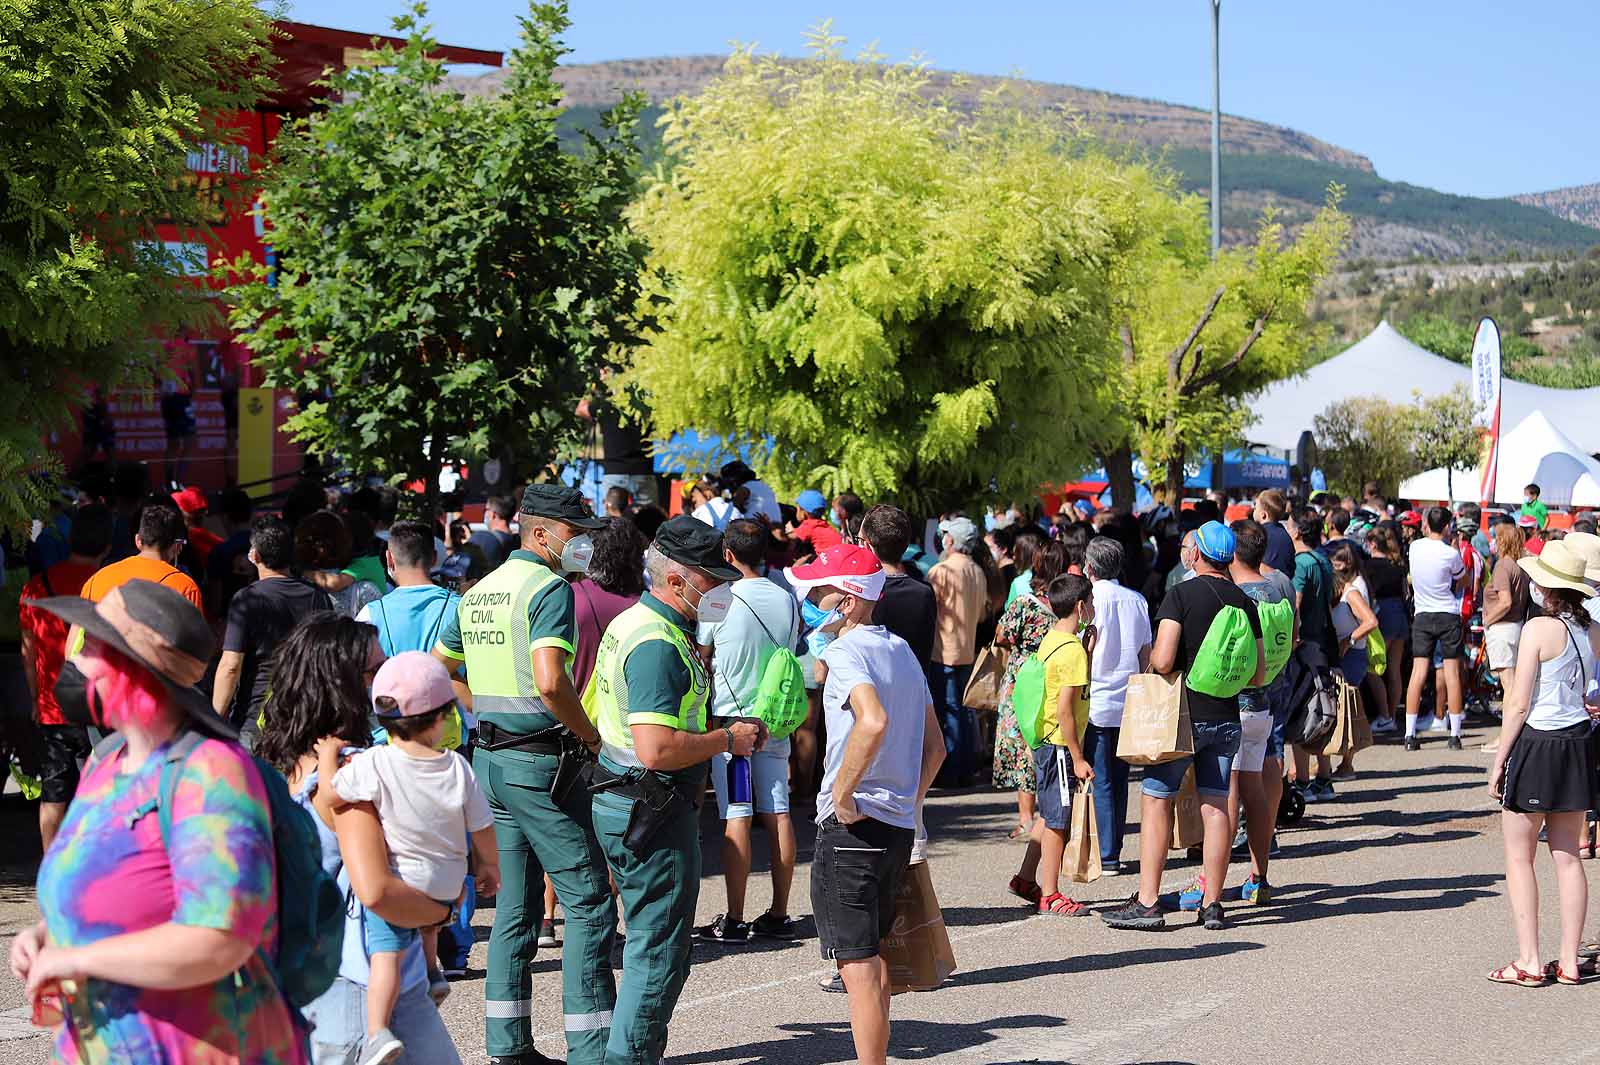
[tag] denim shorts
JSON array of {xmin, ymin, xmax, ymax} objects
[
  {"xmin": 810, "ymin": 815, "xmax": 914, "ymax": 962},
  {"xmin": 1032, "ymin": 745, "xmax": 1074, "ymax": 830},
  {"xmin": 1141, "ymin": 719, "xmax": 1242, "ymax": 799},
  {"xmin": 1375, "ymin": 597, "xmax": 1408, "ymax": 642},
  {"xmin": 1339, "ymin": 645, "xmax": 1369, "ymax": 687},
  {"xmin": 364, "ymin": 901, "xmax": 452, "ymax": 954},
  {"xmin": 1267, "ymin": 671, "xmax": 1293, "ymax": 761},
  {"xmin": 710, "ymin": 743, "xmax": 792, "ymax": 819}
]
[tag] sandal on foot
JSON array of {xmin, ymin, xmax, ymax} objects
[
  {"xmin": 1544, "ymin": 961, "xmax": 1584, "ymax": 985},
  {"xmin": 1487, "ymin": 962, "xmax": 1549, "ymax": 987},
  {"xmin": 1008, "ymin": 875, "xmax": 1042, "ymax": 905},
  {"xmin": 1007, "ymin": 821, "xmax": 1030, "ymax": 841},
  {"xmin": 1037, "ymin": 892, "xmax": 1090, "ymax": 917}
]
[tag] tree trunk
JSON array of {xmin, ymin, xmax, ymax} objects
[
  {"xmin": 1164, "ymin": 444, "xmax": 1187, "ymax": 506},
  {"xmin": 1102, "ymin": 446, "xmax": 1137, "ymax": 510}
]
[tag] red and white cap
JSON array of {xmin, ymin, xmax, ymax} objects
[{"xmin": 786, "ymin": 544, "xmax": 886, "ymax": 602}]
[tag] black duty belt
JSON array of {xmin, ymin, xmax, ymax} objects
[{"xmin": 474, "ymin": 720, "xmax": 565, "ymax": 755}]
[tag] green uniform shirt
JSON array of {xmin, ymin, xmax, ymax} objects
[{"xmin": 436, "ymin": 549, "xmax": 574, "ymax": 734}]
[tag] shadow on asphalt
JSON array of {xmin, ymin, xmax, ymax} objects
[
  {"xmin": 1227, "ymin": 873, "xmax": 1499, "ymax": 926},
  {"xmin": 949, "ymin": 941, "xmax": 1264, "ymax": 986},
  {"xmin": 671, "ymin": 1013, "xmax": 1069, "ymax": 1065}
]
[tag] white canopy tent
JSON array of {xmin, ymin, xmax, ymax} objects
[
  {"xmin": 1248, "ymin": 321, "xmax": 1600, "ymax": 454},
  {"xmin": 1397, "ymin": 410, "xmax": 1600, "ymax": 507}
]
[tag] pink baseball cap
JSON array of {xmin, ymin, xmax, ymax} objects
[
  {"xmin": 371, "ymin": 651, "xmax": 455, "ymax": 718},
  {"xmin": 786, "ymin": 544, "xmax": 886, "ymax": 602}
]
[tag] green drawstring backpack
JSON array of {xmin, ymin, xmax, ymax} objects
[{"xmin": 1187, "ymin": 580, "xmax": 1257, "ymax": 698}]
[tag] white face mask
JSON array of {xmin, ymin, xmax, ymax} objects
[
  {"xmin": 1530, "ymin": 584, "xmax": 1547, "ymax": 609},
  {"xmin": 683, "ymin": 581, "xmax": 734, "ymax": 623},
  {"xmin": 548, "ymin": 529, "xmax": 594, "ymax": 574}
]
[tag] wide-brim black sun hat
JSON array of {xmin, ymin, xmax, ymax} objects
[{"xmin": 32, "ymin": 579, "xmax": 236, "ymax": 740}]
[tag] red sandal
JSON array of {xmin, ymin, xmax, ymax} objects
[
  {"xmin": 1487, "ymin": 962, "xmax": 1549, "ymax": 987},
  {"xmin": 1037, "ymin": 892, "xmax": 1090, "ymax": 917},
  {"xmin": 1008, "ymin": 875, "xmax": 1042, "ymax": 906}
]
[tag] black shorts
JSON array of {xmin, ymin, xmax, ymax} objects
[
  {"xmin": 39, "ymin": 724, "xmax": 91, "ymax": 804},
  {"xmin": 1411, "ymin": 611, "xmax": 1464, "ymax": 661},
  {"xmin": 160, "ymin": 393, "xmax": 195, "ymax": 440},
  {"xmin": 811, "ymin": 814, "xmax": 914, "ymax": 962}
]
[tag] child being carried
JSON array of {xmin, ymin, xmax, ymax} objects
[{"xmin": 322, "ymin": 651, "xmax": 499, "ymax": 1065}]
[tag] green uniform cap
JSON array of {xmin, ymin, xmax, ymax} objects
[{"xmin": 520, "ymin": 483, "xmax": 606, "ymax": 529}]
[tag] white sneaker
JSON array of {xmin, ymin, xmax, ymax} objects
[{"xmin": 1416, "ymin": 714, "xmax": 1440, "ymax": 733}]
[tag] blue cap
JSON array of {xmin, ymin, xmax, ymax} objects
[
  {"xmin": 796, "ymin": 489, "xmax": 827, "ymax": 514},
  {"xmin": 1194, "ymin": 520, "xmax": 1236, "ymax": 563}
]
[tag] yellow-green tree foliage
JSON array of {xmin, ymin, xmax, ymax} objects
[
  {"xmin": 1109, "ymin": 188, "xmax": 1349, "ymax": 500},
  {"xmin": 624, "ymin": 30, "xmax": 1147, "ymax": 508}
]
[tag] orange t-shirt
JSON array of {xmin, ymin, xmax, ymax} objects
[{"xmin": 80, "ymin": 555, "xmax": 205, "ymax": 617}]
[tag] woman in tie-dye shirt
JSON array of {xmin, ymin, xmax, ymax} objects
[{"xmin": 12, "ymin": 584, "xmax": 306, "ymax": 1065}]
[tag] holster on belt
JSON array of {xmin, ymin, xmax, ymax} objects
[
  {"xmin": 474, "ymin": 720, "xmax": 565, "ymax": 754},
  {"xmin": 589, "ymin": 762, "xmax": 687, "ymax": 859},
  {"xmin": 550, "ymin": 733, "xmax": 596, "ymax": 805}
]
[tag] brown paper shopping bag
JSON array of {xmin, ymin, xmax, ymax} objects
[
  {"xmin": 1350, "ymin": 686, "xmax": 1374, "ymax": 753},
  {"xmin": 1116, "ymin": 672, "xmax": 1195, "ymax": 765},
  {"xmin": 1319, "ymin": 678, "xmax": 1356, "ymax": 757},
  {"xmin": 1064, "ymin": 779, "xmax": 1101, "ymax": 883},
  {"xmin": 879, "ymin": 861, "xmax": 957, "ymax": 994},
  {"xmin": 1170, "ymin": 766, "xmax": 1205, "ymax": 850},
  {"xmin": 963, "ymin": 644, "xmax": 1005, "ymax": 713}
]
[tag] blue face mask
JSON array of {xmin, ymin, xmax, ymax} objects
[{"xmin": 800, "ymin": 597, "xmax": 834, "ymax": 631}]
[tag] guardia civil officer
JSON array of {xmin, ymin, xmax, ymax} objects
[
  {"xmin": 587, "ymin": 517, "xmax": 764, "ymax": 1064},
  {"xmin": 434, "ymin": 484, "xmax": 614, "ymax": 1065}
]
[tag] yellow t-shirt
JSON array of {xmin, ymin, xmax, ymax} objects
[{"xmin": 1035, "ymin": 628, "xmax": 1089, "ymax": 746}]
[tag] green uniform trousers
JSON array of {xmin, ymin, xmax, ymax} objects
[
  {"xmin": 476, "ymin": 747, "xmax": 618, "ymax": 1063},
  {"xmin": 591, "ymin": 790, "xmax": 702, "ymax": 1065}
]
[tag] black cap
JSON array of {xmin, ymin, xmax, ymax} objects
[
  {"xmin": 719, "ymin": 460, "xmax": 756, "ymax": 486},
  {"xmin": 519, "ymin": 484, "xmax": 606, "ymax": 530},
  {"xmin": 653, "ymin": 516, "xmax": 740, "ymax": 581}
]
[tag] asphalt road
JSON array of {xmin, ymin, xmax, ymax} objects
[{"xmin": 5, "ymin": 723, "xmax": 1598, "ymax": 1064}]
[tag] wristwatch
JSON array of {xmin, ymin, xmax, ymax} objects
[{"xmin": 723, "ymin": 725, "xmax": 734, "ymax": 753}]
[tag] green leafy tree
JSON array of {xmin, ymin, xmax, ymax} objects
[
  {"xmin": 622, "ymin": 29, "xmax": 1145, "ymax": 510},
  {"xmin": 0, "ymin": 0, "xmax": 272, "ymax": 530},
  {"xmin": 1105, "ymin": 192, "xmax": 1349, "ymax": 503},
  {"xmin": 1312, "ymin": 394, "xmax": 1415, "ymax": 498},
  {"xmin": 223, "ymin": 2, "xmax": 643, "ymax": 512},
  {"xmin": 1411, "ymin": 384, "xmax": 1481, "ymax": 501}
]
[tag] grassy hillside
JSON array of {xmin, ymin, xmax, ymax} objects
[
  {"xmin": 523, "ymin": 58, "xmax": 1600, "ymax": 262},
  {"xmin": 1166, "ymin": 150, "xmax": 1600, "ymax": 254}
]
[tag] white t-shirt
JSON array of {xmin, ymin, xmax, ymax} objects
[
  {"xmin": 332, "ymin": 744, "xmax": 492, "ymax": 900},
  {"xmin": 1409, "ymin": 537, "xmax": 1464, "ymax": 615},
  {"xmin": 1087, "ymin": 579, "xmax": 1153, "ymax": 728},
  {"xmin": 817, "ymin": 625, "xmax": 931, "ymax": 830},
  {"xmin": 742, "ymin": 480, "xmax": 783, "ymax": 524},
  {"xmin": 697, "ymin": 576, "xmax": 800, "ymax": 755}
]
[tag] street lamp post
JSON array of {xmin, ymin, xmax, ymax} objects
[{"xmin": 1210, "ymin": 0, "xmax": 1221, "ymax": 258}]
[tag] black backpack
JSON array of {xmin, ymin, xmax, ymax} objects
[{"xmin": 1283, "ymin": 643, "xmax": 1338, "ymax": 748}]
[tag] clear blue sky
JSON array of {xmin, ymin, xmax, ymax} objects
[{"xmin": 283, "ymin": 0, "xmax": 1595, "ymax": 199}]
